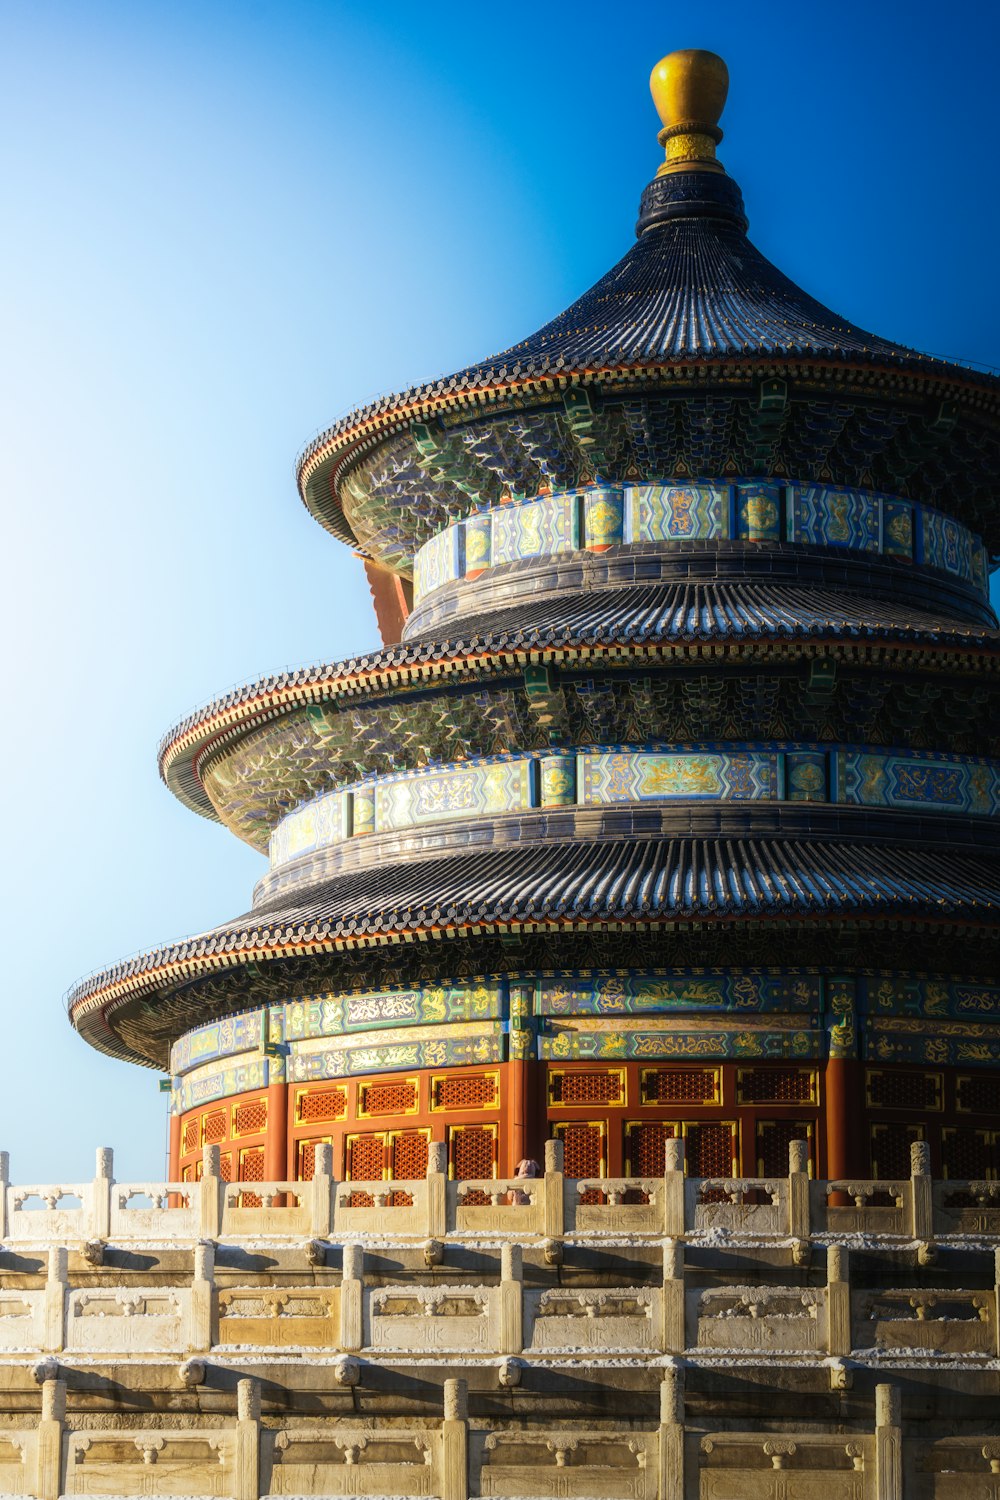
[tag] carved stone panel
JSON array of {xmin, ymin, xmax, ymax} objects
[{"xmin": 525, "ymin": 1289, "xmax": 659, "ymax": 1353}]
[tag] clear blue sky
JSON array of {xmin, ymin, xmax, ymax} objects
[{"xmin": 1, "ymin": 0, "xmax": 997, "ymax": 1183}]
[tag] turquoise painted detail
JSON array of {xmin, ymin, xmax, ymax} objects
[
  {"xmin": 268, "ymin": 743, "xmax": 1000, "ymax": 871},
  {"xmin": 579, "ymin": 749, "xmax": 778, "ymax": 804},
  {"xmin": 625, "ymin": 482, "xmax": 728, "ymax": 542},
  {"xmin": 167, "ymin": 969, "xmax": 1000, "ymax": 1112},
  {"xmin": 409, "ymin": 479, "xmax": 991, "ymax": 604},
  {"xmin": 492, "ymin": 491, "xmax": 578, "ymax": 564}
]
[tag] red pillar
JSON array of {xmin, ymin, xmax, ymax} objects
[
  {"xmin": 825, "ymin": 1058, "xmax": 864, "ymax": 1180},
  {"xmin": 168, "ymin": 1111, "xmax": 181, "ymax": 1181},
  {"xmin": 265, "ymin": 1081, "xmax": 290, "ymax": 1181}
]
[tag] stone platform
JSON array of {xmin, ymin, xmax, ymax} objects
[{"xmin": 0, "ymin": 1140, "xmax": 998, "ymax": 1495}]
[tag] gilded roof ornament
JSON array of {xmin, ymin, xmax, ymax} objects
[{"xmin": 649, "ymin": 47, "xmax": 729, "ymax": 175}]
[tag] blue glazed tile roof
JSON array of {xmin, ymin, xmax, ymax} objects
[{"xmin": 456, "ymin": 215, "xmax": 931, "ymax": 376}]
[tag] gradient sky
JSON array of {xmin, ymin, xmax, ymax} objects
[{"xmin": 1, "ymin": 0, "xmax": 997, "ymax": 1184}]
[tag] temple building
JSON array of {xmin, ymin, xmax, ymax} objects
[
  {"xmin": 69, "ymin": 49, "xmax": 999, "ymax": 1194},
  {"xmin": 0, "ymin": 44, "xmax": 997, "ymax": 1500}
]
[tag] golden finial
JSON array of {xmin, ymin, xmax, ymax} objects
[{"xmin": 649, "ymin": 49, "xmax": 729, "ymax": 176}]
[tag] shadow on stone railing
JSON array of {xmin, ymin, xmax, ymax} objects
[{"xmin": 3, "ymin": 1139, "xmax": 999, "ymax": 1245}]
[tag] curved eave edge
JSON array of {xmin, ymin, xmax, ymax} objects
[
  {"xmin": 157, "ymin": 631, "xmax": 1000, "ymax": 827},
  {"xmin": 296, "ymin": 358, "xmax": 1000, "ymax": 549},
  {"xmin": 69, "ymin": 907, "xmax": 1000, "ymax": 1069}
]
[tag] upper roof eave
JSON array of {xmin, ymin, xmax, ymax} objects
[{"xmin": 297, "ymin": 354, "xmax": 1000, "ymax": 549}]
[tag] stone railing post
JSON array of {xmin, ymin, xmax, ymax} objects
[
  {"xmin": 427, "ymin": 1142, "xmax": 448, "ymax": 1238},
  {"xmin": 661, "ymin": 1240, "xmax": 685, "ymax": 1354},
  {"xmin": 200, "ymin": 1146, "xmax": 223, "ymax": 1238},
  {"xmin": 826, "ymin": 1244, "xmax": 851, "ymax": 1357},
  {"xmin": 91, "ymin": 1148, "xmax": 113, "ymax": 1240},
  {"xmin": 0, "ymin": 1151, "xmax": 9, "ymax": 1240},
  {"xmin": 875, "ymin": 1384, "xmax": 902, "ymax": 1500},
  {"xmin": 309, "ymin": 1144, "xmax": 333, "ymax": 1237},
  {"xmin": 35, "ymin": 1375, "xmax": 66, "ymax": 1500},
  {"xmin": 187, "ymin": 1241, "xmax": 215, "ymax": 1352},
  {"xmin": 498, "ymin": 1244, "xmax": 523, "ymax": 1356},
  {"xmin": 543, "ymin": 1139, "xmax": 564, "ymax": 1238},
  {"xmin": 44, "ymin": 1247, "xmax": 67, "ymax": 1354},
  {"xmin": 994, "ymin": 1249, "xmax": 1000, "ymax": 1359},
  {"xmin": 441, "ymin": 1377, "xmax": 468, "ymax": 1500},
  {"xmin": 910, "ymin": 1140, "xmax": 932, "ymax": 1241},
  {"xmin": 657, "ymin": 1365, "xmax": 684, "ymax": 1500},
  {"xmin": 787, "ymin": 1139, "xmax": 810, "ymax": 1238},
  {"xmin": 340, "ymin": 1243, "xmax": 364, "ymax": 1352},
  {"xmin": 235, "ymin": 1378, "xmax": 260, "ymax": 1500},
  {"xmin": 663, "ymin": 1138, "xmax": 685, "ymax": 1238}
]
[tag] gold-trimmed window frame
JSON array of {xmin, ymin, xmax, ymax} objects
[
  {"xmin": 548, "ymin": 1067, "xmax": 627, "ymax": 1108},
  {"xmin": 639, "ymin": 1066, "xmax": 721, "ymax": 1106},
  {"xmin": 430, "ymin": 1069, "xmax": 501, "ymax": 1112},
  {"xmin": 356, "ymin": 1076, "xmax": 421, "ymax": 1119},
  {"xmin": 294, "ymin": 1084, "xmax": 348, "ymax": 1126}
]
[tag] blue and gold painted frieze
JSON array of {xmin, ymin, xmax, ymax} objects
[
  {"xmin": 491, "ymin": 490, "xmax": 579, "ymax": 564},
  {"xmin": 579, "ymin": 750, "xmax": 778, "ymax": 804},
  {"xmin": 536, "ymin": 970, "xmax": 820, "ymax": 1017},
  {"xmin": 408, "ymin": 478, "xmax": 991, "ymax": 605},
  {"xmin": 176, "ymin": 1057, "xmax": 268, "ymax": 1115},
  {"xmin": 169, "ymin": 969, "xmax": 1000, "ymax": 1110},
  {"xmin": 286, "ymin": 1021, "xmax": 504, "ymax": 1083},
  {"xmin": 626, "ymin": 482, "xmax": 728, "ymax": 541},
  {"xmin": 269, "ymin": 743, "xmax": 1000, "ymax": 872},
  {"xmin": 540, "ymin": 1016, "xmax": 819, "ymax": 1062}
]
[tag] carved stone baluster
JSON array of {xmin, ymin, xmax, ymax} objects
[
  {"xmin": 34, "ymin": 1373, "xmax": 66, "ymax": 1500},
  {"xmin": 661, "ymin": 1239, "xmax": 685, "ymax": 1354},
  {"xmin": 91, "ymin": 1148, "xmax": 113, "ymax": 1240},
  {"xmin": 427, "ymin": 1141, "xmax": 447, "ymax": 1238},
  {"xmin": 910, "ymin": 1140, "xmax": 932, "ymax": 1240},
  {"xmin": 658, "ymin": 1364, "xmax": 684, "ymax": 1500},
  {"xmin": 875, "ymin": 1383, "xmax": 902, "ymax": 1500},
  {"xmin": 827, "ymin": 1244, "xmax": 851, "ymax": 1358},
  {"xmin": 200, "ymin": 1146, "xmax": 222, "ymax": 1238},
  {"xmin": 663, "ymin": 1137, "xmax": 685, "ymax": 1237},
  {"xmin": 44, "ymin": 1247, "xmax": 67, "ymax": 1355},
  {"xmin": 309, "ymin": 1142, "xmax": 333, "ymax": 1237},
  {"xmin": 544, "ymin": 1139, "xmax": 564, "ymax": 1239},
  {"xmin": 498, "ymin": 1244, "xmax": 522, "ymax": 1356},
  {"xmin": 442, "ymin": 1377, "xmax": 468, "ymax": 1500},
  {"xmin": 235, "ymin": 1377, "xmax": 260, "ymax": 1500},
  {"xmin": 188, "ymin": 1240, "xmax": 215, "ymax": 1353},
  {"xmin": 340, "ymin": 1243, "xmax": 364, "ymax": 1352},
  {"xmin": 788, "ymin": 1138, "xmax": 810, "ymax": 1238}
]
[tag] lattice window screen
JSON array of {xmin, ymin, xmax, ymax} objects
[
  {"xmin": 642, "ymin": 1069, "xmax": 718, "ymax": 1104},
  {"xmin": 202, "ymin": 1111, "xmax": 227, "ymax": 1145},
  {"xmin": 552, "ymin": 1071, "xmax": 623, "ymax": 1105},
  {"xmin": 942, "ymin": 1127, "xmax": 996, "ymax": 1180},
  {"xmin": 739, "ymin": 1069, "xmax": 816, "ymax": 1104},
  {"xmin": 233, "ymin": 1099, "xmax": 267, "ymax": 1137},
  {"xmin": 957, "ymin": 1076, "xmax": 1000, "ymax": 1115},
  {"xmin": 296, "ymin": 1138, "xmax": 332, "ymax": 1181},
  {"xmin": 360, "ymin": 1080, "xmax": 418, "ymax": 1116},
  {"xmin": 555, "ymin": 1122, "xmax": 604, "ymax": 1179},
  {"xmin": 625, "ymin": 1120, "xmax": 677, "ymax": 1176},
  {"xmin": 870, "ymin": 1123, "xmax": 923, "ymax": 1179},
  {"xmin": 756, "ymin": 1120, "xmax": 812, "ymax": 1177},
  {"xmin": 685, "ymin": 1122, "xmax": 737, "ymax": 1177},
  {"xmin": 867, "ymin": 1070, "xmax": 941, "ymax": 1111},
  {"xmin": 435, "ymin": 1074, "xmax": 497, "ymax": 1110},
  {"xmin": 297, "ymin": 1087, "xmax": 348, "ymax": 1123},
  {"xmin": 347, "ymin": 1134, "xmax": 385, "ymax": 1182},
  {"xmin": 450, "ymin": 1125, "xmax": 496, "ymax": 1181}
]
